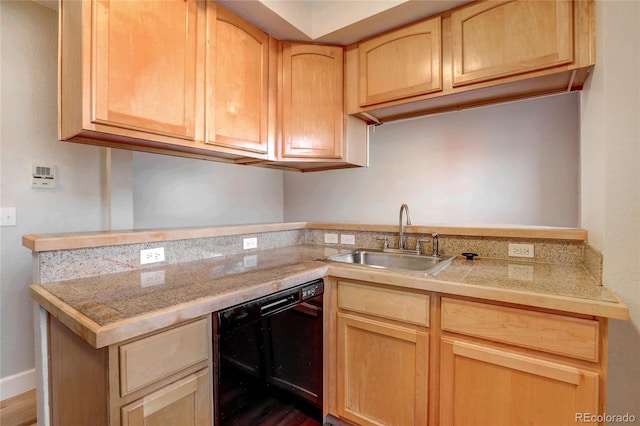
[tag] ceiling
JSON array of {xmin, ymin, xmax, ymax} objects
[
  {"xmin": 33, "ymin": 0, "xmax": 471, "ymax": 45},
  {"xmin": 217, "ymin": 0, "xmax": 471, "ymax": 44}
]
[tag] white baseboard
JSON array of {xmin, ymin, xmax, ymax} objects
[{"xmin": 0, "ymin": 369, "xmax": 36, "ymax": 401}]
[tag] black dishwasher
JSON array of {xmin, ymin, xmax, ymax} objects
[{"xmin": 213, "ymin": 279, "xmax": 324, "ymax": 425}]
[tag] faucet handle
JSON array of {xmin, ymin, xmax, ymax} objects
[
  {"xmin": 376, "ymin": 236, "xmax": 389, "ymax": 249},
  {"xmin": 415, "ymin": 239, "xmax": 430, "ymax": 255}
]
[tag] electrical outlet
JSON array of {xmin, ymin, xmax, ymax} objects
[
  {"xmin": 324, "ymin": 233, "xmax": 338, "ymax": 244},
  {"xmin": 140, "ymin": 247, "xmax": 165, "ymax": 265},
  {"xmin": 508, "ymin": 243, "xmax": 534, "ymax": 258},
  {"xmin": 140, "ymin": 270, "xmax": 165, "ymax": 287},
  {"xmin": 340, "ymin": 234, "xmax": 356, "ymax": 245},
  {"xmin": 243, "ymin": 237, "xmax": 258, "ymax": 250}
]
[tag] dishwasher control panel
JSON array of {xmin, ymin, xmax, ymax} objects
[{"xmin": 301, "ymin": 279, "xmax": 324, "ymax": 301}]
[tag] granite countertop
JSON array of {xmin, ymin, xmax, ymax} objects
[{"xmin": 30, "ymin": 244, "xmax": 628, "ymax": 348}]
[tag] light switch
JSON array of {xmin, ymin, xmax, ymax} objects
[{"xmin": 0, "ymin": 208, "xmax": 16, "ymax": 226}]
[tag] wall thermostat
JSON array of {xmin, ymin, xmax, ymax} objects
[{"xmin": 31, "ymin": 162, "xmax": 56, "ymax": 188}]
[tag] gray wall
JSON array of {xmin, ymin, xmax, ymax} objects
[
  {"xmin": 0, "ymin": 1, "xmax": 105, "ymax": 394},
  {"xmin": 132, "ymin": 153, "xmax": 284, "ymax": 229},
  {"xmin": 284, "ymin": 93, "xmax": 580, "ymax": 227},
  {"xmin": 580, "ymin": 0, "xmax": 640, "ymax": 417}
]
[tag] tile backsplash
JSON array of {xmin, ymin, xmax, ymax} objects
[
  {"xmin": 36, "ymin": 229, "xmax": 304, "ymax": 284},
  {"xmin": 33, "ymin": 226, "xmax": 602, "ymax": 286},
  {"xmin": 305, "ymin": 228, "xmax": 602, "ymax": 283}
]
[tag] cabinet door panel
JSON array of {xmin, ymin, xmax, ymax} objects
[
  {"xmin": 337, "ymin": 312, "xmax": 428, "ymax": 426},
  {"xmin": 440, "ymin": 338, "xmax": 599, "ymax": 426},
  {"xmin": 281, "ymin": 43, "xmax": 344, "ymax": 159},
  {"xmin": 207, "ymin": 5, "xmax": 270, "ymax": 155},
  {"xmin": 121, "ymin": 368, "xmax": 211, "ymax": 426},
  {"xmin": 452, "ymin": 0, "xmax": 573, "ymax": 86},
  {"xmin": 93, "ymin": 0, "xmax": 200, "ymax": 138},
  {"xmin": 359, "ymin": 17, "xmax": 441, "ymax": 106}
]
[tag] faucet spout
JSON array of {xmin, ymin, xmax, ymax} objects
[
  {"xmin": 398, "ymin": 204, "xmax": 412, "ymax": 250},
  {"xmin": 432, "ymin": 232, "xmax": 440, "ymax": 257}
]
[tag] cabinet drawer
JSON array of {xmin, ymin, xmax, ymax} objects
[
  {"xmin": 119, "ymin": 319, "xmax": 210, "ymax": 396},
  {"xmin": 338, "ymin": 281, "xmax": 429, "ymax": 327},
  {"xmin": 441, "ymin": 298, "xmax": 599, "ymax": 361}
]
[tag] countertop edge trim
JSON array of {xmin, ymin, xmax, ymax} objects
[
  {"xmin": 23, "ymin": 221, "xmax": 589, "ymax": 252},
  {"xmin": 307, "ymin": 223, "xmax": 588, "ymax": 241},
  {"xmin": 22, "ymin": 222, "xmax": 309, "ymax": 252},
  {"xmin": 29, "ymin": 285, "xmax": 100, "ymax": 347}
]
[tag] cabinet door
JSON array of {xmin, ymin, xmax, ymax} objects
[
  {"xmin": 337, "ymin": 312, "xmax": 428, "ymax": 426},
  {"xmin": 451, "ymin": 0, "xmax": 574, "ymax": 87},
  {"xmin": 281, "ymin": 43, "xmax": 344, "ymax": 160},
  {"xmin": 206, "ymin": 5, "xmax": 271, "ymax": 156},
  {"xmin": 121, "ymin": 368, "xmax": 211, "ymax": 426},
  {"xmin": 440, "ymin": 338, "xmax": 599, "ymax": 426},
  {"xmin": 93, "ymin": 0, "xmax": 202, "ymax": 139},
  {"xmin": 359, "ymin": 17, "xmax": 441, "ymax": 106}
]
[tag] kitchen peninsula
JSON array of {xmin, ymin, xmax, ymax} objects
[{"xmin": 26, "ymin": 222, "xmax": 628, "ymax": 426}]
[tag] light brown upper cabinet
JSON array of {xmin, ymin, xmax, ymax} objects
[
  {"xmin": 92, "ymin": 0, "xmax": 202, "ymax": 140},
  {"xmin": 59, "ymin": 1, "xmax": 366, "ymax": 171},
  {"xmin": 280, "ymin": 43, "xmax": 344, "ymax": 160},
  {"xmin": 206, "ymin": 5, "xmax": 275, "ymax": 158},
  {"xmin": 451, "ymin": 0, "xmax": 573, "ymax": 87},
  {"xmin": 60, "ymin": 0, "xmax": 278, "ymax": 163},
  {"xmin": 346, "ymin": 0, "xmax": 594, "ymax": 123},
  {"xmin": 358, "ymin": 17, "xmax": 442, "ymax": 107},
  {"xmin": 60, "ymin": 0, "xmax": 206, "ymax": 148},
  {"xmin": 276, "ymin": 43, "xmax": 369, "ymax": 171}
]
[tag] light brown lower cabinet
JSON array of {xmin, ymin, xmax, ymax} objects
[
  {"xmin": 336, "ymin": 312, "xmax": 429, "ymax": 426},
  {"xmin": 121, "ymin": 369, "xmax": 211, "ymax": 426},
  {"xmin": 439, "ymin": 337, "xmax": 599, "ymax": 426},
  {"xmin": 332, "ymin": 280, "xmax": 430, "ymax": 426},
  {"xmin": 48, "ymin": 315, "xmax": 213, "ymax": 426},
  {"xmin": 327, "ymin": 278, "xmax": 607, "ymax": 426}
]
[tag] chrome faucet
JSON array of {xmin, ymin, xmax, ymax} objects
[
  {"xmin": 432, "ymin": 232, "xmax": 440, "ymax": 257},
  {"xmin": 398, "ymin": 204, "xmax": 412, "ymax": 250}
]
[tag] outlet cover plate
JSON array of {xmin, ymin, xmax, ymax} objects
[
  {"xmin": 324, "ymin": 233, "xmax": 338, "ymax": 244},
  {"xmin": 340, "ymin": 234, "xmax": 356, "ymax": 245},
  {"xmin": 140, "ymin": 247, "xmax": 165, "ymax": 265},
  {"xmin": 508, "ymin": 243, "xmax": 534, "ymax": 258},
  {"xmin": 243, "ymin": 237, "xmax": 258, "ymax": 250}
]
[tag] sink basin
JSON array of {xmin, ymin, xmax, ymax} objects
[{"xmin": 323, "ymin": 249, "xmax": 456, "ymax": 275}]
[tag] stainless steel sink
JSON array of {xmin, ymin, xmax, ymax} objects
[{"xmin": 322, "ymin": 249, "xmax": 456, "ymax": 275}]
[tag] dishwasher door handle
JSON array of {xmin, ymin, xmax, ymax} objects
[{"xmin": 260, "ymin": 294, "xmax": 298, "ymax": 316}]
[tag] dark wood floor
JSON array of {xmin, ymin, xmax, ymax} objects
[
  {"xmin": 222, "ymin": 394, "xmax": 321, "ymax": 426},
  {"xmin": 219, "ymin": 372, "xmax": 322, "ymax": 426},
  {"xmin": 0, "ymin": 390, "xmax": 37, "ymax": 426}
]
